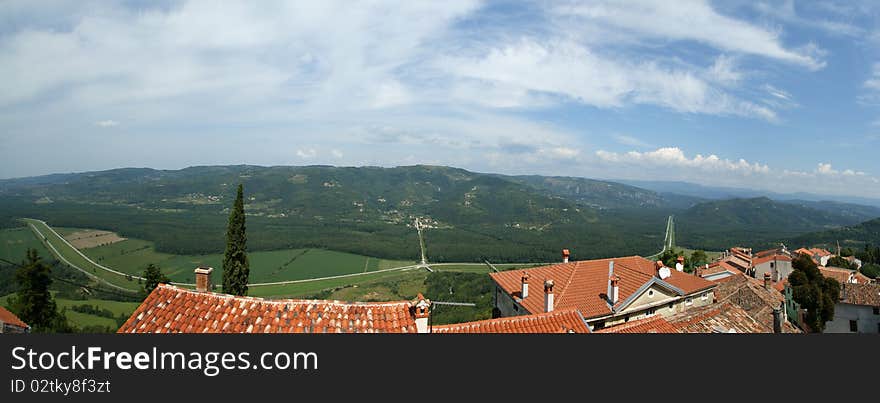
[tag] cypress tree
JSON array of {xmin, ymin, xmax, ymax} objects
[
  {"xmin": 222, "ymin": 183, "xmax": 250, "ymax": 295},
  {"xmin": 142, "ymin": 263, "xmax": 170, "ymax": 295}
]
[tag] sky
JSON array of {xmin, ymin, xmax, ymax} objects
[{"xmin": 1, "ymin": 0, "xmax": 880, "ymax": 198}]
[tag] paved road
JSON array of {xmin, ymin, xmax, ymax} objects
[{"xmin": 647, "ymin": 215, "xmax": 675, "ymax": 259}]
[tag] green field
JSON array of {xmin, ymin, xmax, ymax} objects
[
  {"xmin": 1, "ymin": 293, "xmax": 139, "ymax": 332},
  {"xmin": 0, "ymin": 227, "xmax": 52, "ymax": 264},
  {"xmin": 82, "ymin": 238, "xmax": 415, "ymax": 284}
]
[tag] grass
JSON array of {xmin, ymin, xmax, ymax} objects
[
  {"xmin": 1, "ymin": 293, "xmax": 139, "ymax": 331},
  {"xmin": 22, "ymin": 219, "xmax": 141, "ymax": 291},
  {"xmin": 0, "ymin": 227, "xmax": 52, "ymax": 264},
  {"xmin": 82, "ymin": 238, "xmax": 415, "ymax": 284}
]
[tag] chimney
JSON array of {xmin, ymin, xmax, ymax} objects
[
  {"xmin": 655, "ymin": 260, "xmax": 670, "ymax": 280},
  {"xmin": 772, "ymin": 304, "xmax": 782, "ymax": 334},
  {"xmin": 414, "ymin": 293, "xmax": 431, "ymax": 333},
  {"xmin": 544, "ymin": 279, "xmax": 555, "ymax": 313},
  {"xmin": 763, "ymin": 272, "xmax": 771, "ymax": 290},
  {"xmin": 521, "ymin": 272, "xmax": 530, "ymax": 299},
  {"xmin": 609, "ymin": 275, "xmax": 620, "ymax": 305},
  {"xmin": 194, "ymin": 267, "xmax": 213, "ymax": 293},
  {"xmin": 562, "ymin": 249, "xmax": 570, "ymax": 263},
  {"xmin": 675, "ymin": 256, "xmax": 685, "ymax": 272}
]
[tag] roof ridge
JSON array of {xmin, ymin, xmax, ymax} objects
[
  {"xmin": 157, "ymin": 284, "xmax": 413, "ymax": 307},
  {"xmin": 552, "ymin": 262, "xmax": 581, "ymax": 309}
]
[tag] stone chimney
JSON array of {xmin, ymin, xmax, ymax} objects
[
  {"xmin": 413, "ymin": 293, "xmax": 431, "ymax": 333},
  {"xmin": 763, "ymin": 272, "xmax": 771, "ymax": 290},
  {"xmin": 521, "ymin": 272, "xmax": 530, "ymax": 299},
  {"xmin": 544, "ymin": 279, "xmax": 555, "ymax": 313},
  {"xmin": 609, "ymin": 275, "xmax": 620, "ymax": 305},
  {"xmin": 562, "ymin": 249, "xmax": 570, "ymax": 263},
  {"xmin": 194, "ymin": 267, "xmax": 213, "ymax": 293},
  {"xmin": 772, "ymin": 304, "xmax": 782, "ymax": 334}
]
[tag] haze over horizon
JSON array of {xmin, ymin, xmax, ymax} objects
[{"xmin": 2, "ymin": 1, "xmax": 880, "ymax": 198}]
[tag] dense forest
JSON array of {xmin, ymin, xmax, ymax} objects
[{"xmin": 1, "ymin": 165, "xmax": 877, "ymax": 262}]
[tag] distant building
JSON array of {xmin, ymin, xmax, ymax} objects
[
  {"xmin": 794, "ymin": 247, "xmax": 833, "ymax": 267},
  {"xmin": 824, "ymin": 283, "xmax": 880, "ymax": 334},
  {"xmin": 752, "ymin": 248, "xmax": 793, "ymax": 283},
  {"xmin": 118, "ymin": 267, "xmax": 432, "ymax": 333},
  {"xmin": 489, "ymin": 253, "xmax": 716, "ymax": 331},
  {"xmin": 818, "ymin": 266, "xmax": 872, "ymax": 285},
  {"xmin": 0, "ymin": 306, "xmax": 29, "ymax": 334}
]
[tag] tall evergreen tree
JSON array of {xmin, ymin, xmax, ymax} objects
[
  {"xmin": 789, "ymin": 254, "xmax": 839, "ymax": 332},
  {"xmin": 10, "ymin": 248, "xmax": 70, "ymax": 332},
  {"xmin": 222, "ymin": 183, "xmax": 250, "ymax": 295},
  {"xmin": 142, "ymin": 263, "xmax": 170, "ymax": 295}
]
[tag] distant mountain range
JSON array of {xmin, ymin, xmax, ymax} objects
[
  {"xmin": 616, "ymin": 179, "xmax": 880, "ymax": 208},
  {"xmin": 1, "ymin": 165, "xmax": 878, "ymax": 260}
]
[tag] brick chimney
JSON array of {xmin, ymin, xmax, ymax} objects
[
  {"xmin": 763, "ymin": 272, "xmax": 771, "ymax": 290},
  {"xmin": 609, "ymin": 275, "xmax": 620, "ymax": 305},
  {"xmin": 544, "ymin": 279, "xmax": 555, "ymax": 313},
  {"xmin": 194, "ymin": 267, "xmax": 213, "ymax": 293},
  {"xmin": 413, "ymin": 293, "xmax": 431, "ymax": 333},
  {"xmin": 521, "ymin": 272, "xmax": 530, "ymax": 299},
  {"xmin": 562, "ymin": 249, "xmax": 570, "ymax": 263}
]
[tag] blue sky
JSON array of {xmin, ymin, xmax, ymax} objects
[{"xmin": 1, "ymin": 0, "xmax": 880, "ymax": 197}]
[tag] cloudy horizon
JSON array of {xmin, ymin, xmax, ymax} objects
[{"xmin": 2, "ymin": 0, "xmax": 880, "ymax": 198}]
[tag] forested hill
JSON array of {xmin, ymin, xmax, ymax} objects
[
  {"xmin": 676, "ymin": 197, "xmax": 876, "ymax": 250},
  {"xmin": 0, "ymin": 165, "xmax": 671, "ymax": 261},
  {"xmin": 790, "ymin": 217, "xmax": 880, "ymax": 249}
]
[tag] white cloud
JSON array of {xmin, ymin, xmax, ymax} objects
[
  {"xmin": 331, "ymin": 149, "xmax": 343, "ymax": 158},
  {"xmin": 596, "ymin": 147, "xmax": 770, "ymax": 175},
  {"xmin": 442, "ymin": 40, "xmax": 777, "ymax": 121},
  {"xmin": 555, "ymin": 0, "xmax": 825, "ymax": 70},
  {"xmin": 95, "ymin": 120, "xmax": 118, "ymax": 127}
]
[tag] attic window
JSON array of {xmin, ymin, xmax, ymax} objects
[
  {"xmin": 701, "ymin": 292, "xmax": 708, "ymax": 301},
  {"xmin": 648, "ymin": 290, "xmax": 654, "ymax": 298},
  {"xmin": 685, "ymin": 297, "xmax": 693, "ymax": 306}
]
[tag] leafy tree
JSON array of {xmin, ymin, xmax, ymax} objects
[
  {"xmin": 826, "ymin": 255, "xmax": 855, "ymax": 270},
  {"xmin": 9, "ymin": 249, "xmax": 72, "ymax": 333},
  {"xmin": 788, "ymin": 254, "xmax": 839, "ymax": 332},
  {"xmin": 222, "ymin": 183, "xmax": 250, "ymax": 296},
  {"xmin": 660, "ymin": 248, "xmax": 690, "ymax": 272},
  {"xmin": 690, "ymin": 250, "xmax": 709, "ymax": 267},
  {"xmin": 142, "ymin": 263, "xmax": 170, "ymax": 295},
  {"xmin": 860, "ymin": 263, "xmax": 880, "ymax": 279}
]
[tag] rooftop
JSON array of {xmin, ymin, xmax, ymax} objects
[
  {"xmin": 432, "ymin": 309, "xmax": 591, "ymax": 334},
  {"xmin": 0, "ymin": 306, "xmax": 28, "ymax": 330},
  {"xmin": 118, "ymin": 284, "xmax": 425, "ymax": 333},
  {"xmin": 490, "ymin": 256, "xmax": 715, "ymax": 319},
  {"xmin": 596, "ymin": 315, "xmax": 678, "ymax": 334},
  {"xmin": 840, "ymin": 283, "xmax": 880, "ymax": 307}
]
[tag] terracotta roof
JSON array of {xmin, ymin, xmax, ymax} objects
[
  {"xmin": 713, "ymin": 275, "xmax": 799, "ymax": 333},
  {"xmin": 0, "ymin": 306, "xmax": 29, "ymax": 330},
  {"xmin": 118, "ymin": 284, "xmax": 423, "ymax": 333},
  {"xmin": 596, "ymin": 315, "xmax": 678, "ymax": 334},
  {"xmin": 702, "ymin": 262, "xmax": 744, "ymax": 282},
  {"xmin": 668, "ymin": 302, "xmax": 769, "ymax": 333},
  {"xmin": 839, "ymin": 283, "xmax": 880, "ymax": 307},
  {"xmin": 752, "ymin": 253, "xmax": 792, "ymax": 266},
  {"xmin": 810, "ymin": 248, "xmax": 832, "ymax": 257},
  {"xmin": 432, "ymin": 309, "xmax": 590, "ymax": 333},
  {"xmin": 490, "ymin": 256, "xmax": 715, "ymax": 319},
  {"xmin": 817, "ymin": 266, "xmax": 867, "ymax": 284}
]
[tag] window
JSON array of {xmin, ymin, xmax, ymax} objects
[
  {"xmin": 849, "ymin": 320, "xmax": 858, "ymax": 332},
  {"xmin": 648, "ymin": 290, "xmax": 654, "ymax": 298},
  {"xmin": 645, "ymin": 308, "xmax": 656, "ymax": 317},
  {"xmin": 685, "ymin": 297, "xmax": 693, "ymax": 306},
  {"xmin": 873, "ymin": 307, "xmax": 879, "ymax": 315},
  {"xmin": 593, "ymin": 321, "xmax": 605, "ymax": 330},
  {"xmin": 701, "ymin": 292, "xmax": 708, "ymax": 301},
  {"xmin": 770, "ymin": 262, "xmax": 775, "ymax": 269}
]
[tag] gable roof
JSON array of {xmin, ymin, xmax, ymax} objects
[
  {"xmin": 118, "ymin": 284, "xmax": 423, "ymax": 333},
  {"xmin": 489, "ymin": 256, "xmax": 715, "ymax": 319},
  {"xmin": 596, "ymin": 315, "xmax": 678, "ymax": 334},
  {"xmin": 432, "ymin": 309, "xmax": 591, "ymax": 333},
  {"xmin": 753, "ymin": 253, "xmax": 792, "ymax": 266},
  {"xmin": 817, "ymin": 266, "xmax": 870, "ymax": 285},
  {"xmin": 0, "ymin": 306, "xmax": 29, "ymax": 330}
]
